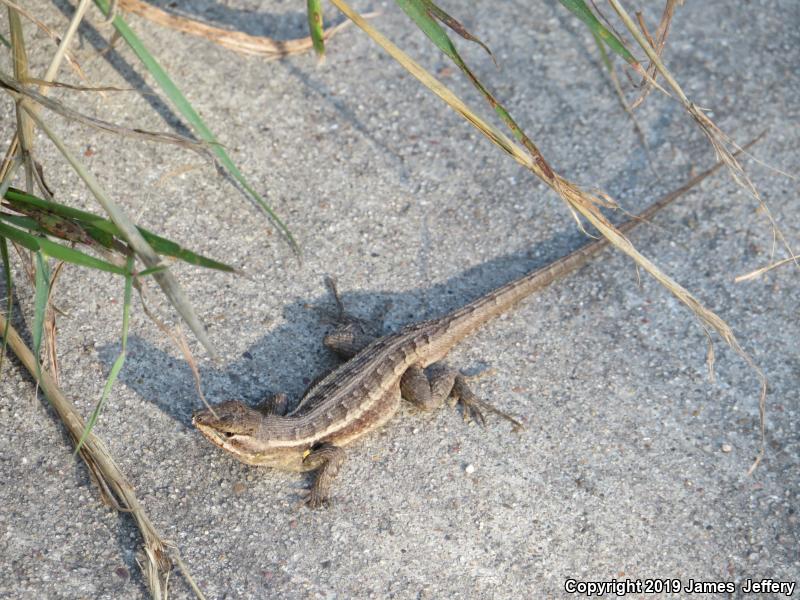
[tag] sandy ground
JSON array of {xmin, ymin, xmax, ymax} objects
[{"xmin": 0, "ymin": 1, "xmax": 798, "ymax": 598}]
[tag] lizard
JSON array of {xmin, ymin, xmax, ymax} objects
[{"xmin": 193, "ymin": 158, "xmax": 731, "ymax": 508}]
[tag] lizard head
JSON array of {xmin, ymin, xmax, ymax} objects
[
  {"xmin": 192, "ymin": 400, "xmax": 263, "ymax": 458},
  {"xmin": 192, "ymin": 400, "xmax": 309, "ymax": 470}
]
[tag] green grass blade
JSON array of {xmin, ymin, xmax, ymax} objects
[
  {"xmin": 5, "ymin": 185, "xmax": 114, "ymax": 225},
  {"xmin": 6, "ymin": 186, "xmax": 114, "ymax": 222},
  {"xmin": 135, "ymin": 264, "xmax": 168, "ymax": 278},
  {"xmin": 0, "ymin": 222, "xmax": 127, "ymax": 274},
  {"xmin": 420, "ymin": 0, "xmax": 494, "ymax": 59},
  {"xmin": 75, "ymin": 256, "xmax": 134, "ymax": 453},
  {"xmin": 135, "ymin": 229, "xmax": 235, "ymax": 272},
  {"xmin": 395, "ymin": 0, "xmax": 555, "ymax": 179},
  {"xmin": 93, "ymin": 0, "xmax": 298, "ymax": 253},
  {"xmin": 0, "ymin": 214, "xmax": 41, "ymax": 231},
  {"xmin": 37, "ymin": 237, "xmax": 125, "ymax": 274},
  {"xmin": 32, "ymin": 251, "xmax": 50, "ymax": 378},
  {"xmin": 307, "ymin": 0, "xmax": 326, "ymax": 58},
  {"xmin": 0, "ymin": 220, "xmax": 40, "ymax": 251},
  {"xmin": 557, "ymin": 0, "xmax": 638, "ymax": 66},
  {"xmin": 592, "ymin": 30, "xmax": 613, "ymax": 71},
  {"xmin": 396, "ymin": 0, "xmax": 459, "ymax": 61},
  {"xmin": 4, "ymin": 187, "xmax": 235, "ymax": 271}
]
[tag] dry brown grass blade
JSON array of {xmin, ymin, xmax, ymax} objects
[
  {"xmin": 735, "ymin": 255, "xmax": 798, "ymax": 283},
  {"xmin": 43, "ymin": 260, "xmax": 66, "ymax": 384},
  {"xmin": 8, "ymin": 5, "xmax": 35, "ymax": 192},
  {"xmin": 331, "ymin": 0, "xmax": 767, "ymax": 473},
  {"xmin": 0, "ymin": 70, "xmax": 211, "ymax": 154},
  {"xmin": 20, "ymin": 78, "xmax": 142, "ymax": 93},
  {"xmin": 0, "ymin": 311, "xmax": 206, "ymax": 600},
  {"xmin": 607, "ymin": 0, "xmax": 793, "ymax": 268},
  {"xmin": 0, "ymin": 0, "xmax": 88, "ymax": 83},
  {"xmin": 629, "ymin": 0, "xmax": 681, "ymax": 109},
  {"xmin": 118, "ymin": 0, "xmax": 360, "ymax": 59}
]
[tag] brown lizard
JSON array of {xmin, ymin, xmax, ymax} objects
[{"xmin": 193, "ymin": 159, "xmax": 729, "ymax": 508}]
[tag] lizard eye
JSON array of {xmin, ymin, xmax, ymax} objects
[{"xmin": 223, "ymin": 432, "xmax": 235, "ymax": 438}]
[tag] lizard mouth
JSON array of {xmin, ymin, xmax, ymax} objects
[{"xmin": 192, "ymin": 416, "xmax": 229, "ymax": 447}]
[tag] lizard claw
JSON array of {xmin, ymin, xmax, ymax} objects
[
  {"xmin": 456, "ymin": 394, "xmax": 487, "ymax": 427},
  {"xmin": 452, "ymin": 375, "xmax": 525, "ymax": 432},
  {"xmin": 298, "ymin": 488, "xmax": 331, "ymax": 510},
  {"xmin": 306, "ymin": 492, "xmax": 331, "ymax": 509},
  {"xmin": 470, "ymin": 396, "xmax": 526, "ymax": 432}
]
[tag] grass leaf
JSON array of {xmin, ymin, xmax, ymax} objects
[
  {"xmin": 32, "ymin": 251, "xmax": 50, "ymax": 377},
  {"xmin": 557, "ymin": 0, "xmax": 638, "ymax": 66},
  {"xmin": 135, "ymin": 264, "xmax": 168, "ymax": 278},
  {"xmin": 396, "ymin": 0, "xmax": 459, "ymax": 61},
  {"xmin": 420, "ymin": 0, "xmax": 494, "ymax": 60},
  {"xmin": 0, "ymin": 221, "xmax": 127, "ymax": 274},
  {"xmin": 307, "ymin": 0, "xmax": 326, "ymax": 58},
  {"xmin": 4, "ymin": 186, "xmax": 235, "ymax": 272}
]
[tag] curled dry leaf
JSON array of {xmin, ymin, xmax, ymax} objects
[{"xmin": 118, "ymin": 0, "xmax": 361, "ymax": 59}]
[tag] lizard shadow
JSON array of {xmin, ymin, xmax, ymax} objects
[{"xmin": 99, "ymin": 223, "xmax": 614, "ymax": 428}]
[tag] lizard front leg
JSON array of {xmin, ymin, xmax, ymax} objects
[
  {"xmin": 323, "ymin": 321, "xmax": 376, "ymax": 359},
  {"xmin": 321, "ymin": 276, "xmax": 380, "ymax": 358},
  {"xmin": 302, "ymin": 443, "xmax": 346, "ymax": 508},
  {"xmin": 401, "ymin": 365, "xmax": 525, "ymax": 431},
  {"xmin": 255, "ymin": 392, "xmax": 290, "ymax": 416}
]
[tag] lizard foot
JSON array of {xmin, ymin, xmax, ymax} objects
[
  {"xmin": 451, "ymin": 375, "xmax": 526, "ymax": 432},
  {"xmin": 301, "ymin": 489, "xmax": 332, "ymax": 510}
]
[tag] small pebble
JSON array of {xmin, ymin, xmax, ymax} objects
[
  {"xmin": 465, "ymin": 464, "xmax": 475, "ymax": 474},
  {"xmin": 721, "ymin": 443, "xmax": 732, "ymax": 453}
]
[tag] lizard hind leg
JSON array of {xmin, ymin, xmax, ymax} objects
[
  {"xmin": 302, "ymin": 443, "xmax": 347, "ymax": 508},
  {"xmin": 400, "ymin": 364, "xmax": 525, "ymax": 432}
]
